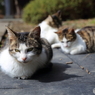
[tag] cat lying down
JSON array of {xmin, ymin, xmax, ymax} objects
[
  {"xmin": 52, "ymin": 26, "xmax": 95, "ymax": 55},
  {"xmin": 0, "ymin": 26, "xmax": 53, "ymax": 79}
]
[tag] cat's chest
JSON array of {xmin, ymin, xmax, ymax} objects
[
  {"xmin": 0, "ymin": 48, "xmax": 47, "ymax": 67},
  {"xmin": 0, "ymin": 48, "xmax": 47, "ymax": 77},
  {"xmin": 39, "ymin": 22, "xmax": 57, "ymax": 37}
]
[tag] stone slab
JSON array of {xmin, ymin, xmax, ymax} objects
[{"xmin": 0, "ymin": 49, "xmax": 95, "ymax": 95}]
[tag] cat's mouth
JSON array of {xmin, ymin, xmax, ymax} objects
[
  {"xmin": 22, "ymin": 60, "xmax": 30, "ymax": 64},
  {"xmin": 23, "ymin": 61, "xmax": 28, "ymax": 63},
  {"xmin": 64, "ymin": 45, "xmax": 69, "ymax": 48},
  {"xmin": 17, "ymin": 60, "xmax": 29, "ymax": 64}
]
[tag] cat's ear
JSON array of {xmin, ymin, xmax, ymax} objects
[
  {"xmin": 55, "ymin": 30, "xmax": 62, "ymax": 35},
  {"xmin": 29, "ymin": 26, "xmax": 41, "ymax": 38},
  {"xmin": 55, "ymin": 10, "xmax": 62, "ymax": 18},
  {"xmin": 52, "ymin": 10, "xmax": 62, "ymax": 19},
  {"xmin": 47, "ymin": 15, "xmax": 53, "ymax": 21},
  {"xmin": 68, "ymin": 28, "xmax": 75, "ymax": 34},
  {"xmin": 6, "ymin": 26, "xmax": 17, "ymax": 40}
]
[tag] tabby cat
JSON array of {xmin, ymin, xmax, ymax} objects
[
  {"xmin": 52, "ymin": 26, "xmax": 95, "ymax": 54},
  {"xmin": 39, "ymin": 10, "xmax": 62, "ymax": 44},
  {"xmin": 0, "ymin": 26, "xmax": 53, "ymax": 79}
]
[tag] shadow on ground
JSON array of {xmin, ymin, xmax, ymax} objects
[{"xmin": 31, "ymin": 63, "xmax": 80, "ymax": 82}]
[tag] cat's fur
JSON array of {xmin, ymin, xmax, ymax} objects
[
  {"xmin": 77, "ymin": 26, "xmax": 95, "ymax": 53},
  {"xmin": 39, "ymin": 10, "xmax": 62, "ymax": 44},
  {"xmin": 52, "ymin": 28, "xmax": 86, "ymax": 55},
  {"xmin": 0, "ymin": 26, "xmax": 53, "ymax": 79}
]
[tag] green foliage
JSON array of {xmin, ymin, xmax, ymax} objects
[{"xmin": 23, "ymin": 0, "xmax": 95, "ymax": 24}]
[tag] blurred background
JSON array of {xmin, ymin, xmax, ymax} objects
[
  {"xmin": 1, "ymin": 0, "xmax": 95, "ymax": 20},
  {"xmin": 1, "ymin": 0, "xmax": 95, "ymax": 29},
  {"xmin": 0, "ymin": 0, "xmax": 31, "ymax": 18}
]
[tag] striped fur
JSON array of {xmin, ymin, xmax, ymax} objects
[
  {"xmin": 52, "ymin": 28, "xmax": 86, "ymax": 54},
  {"xmin": 56, "ymin": 28, "xmax": 77, "ymax": 42},
  {"xmin": 53, "ymin": 26, "xmax": 95, "ymax": 54},
  {"xmin": 77, "ymin": 26, "xmax": 95, "ymax": 52}
]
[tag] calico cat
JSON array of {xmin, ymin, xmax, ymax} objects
[
  {"xmin": 0, "ymin": 26, "xmax": 53, "ymax": 79},
  {"xmin": 77, "ymin": 26, "xmax": 95, "ymax": 53},
  {"xmin": 39, "ymin": 10, "xmax": 62, "ymax": 44},
  {"xmin": 52, "ymin": 28, "xmax": 87, "ymax": 55}
]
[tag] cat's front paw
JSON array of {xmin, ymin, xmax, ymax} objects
[
  {"xmin": 70, "ymin": 50, "xmax": 77, "ymax": 55},
  {"xmin": 64, "ymin": 51, "xmax": 70, "ymax": 54},
  {"xmin": 17, "ymin": 76, "xmax": 28, "ymax": 80},
  {"xmin": 51, "ymin": 43, "xmax": 61, "ymax": 49},
  {"xmin": 62, "ymin": 49, "xmax": 70, "ymax": 54},
  {"xmin": 51, "ymin": 44, "xmax": 56, "ymax": 48}
]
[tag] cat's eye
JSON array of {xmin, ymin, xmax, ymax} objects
[
  {"xmin": 61, "ymin": 41, "xmax": 64, "ymax": 43},
  {"xmin": 9, "ymin": 49, "xmax": 13, "ymax": 52},
  {"xmin": 15, "ymin": 49, "xmax": 20, "ymax": 52},
  {"xmin": 67, "ymin": 40, "xmax": 70, "ymax": 43},
  {"xmin": 35, "ymin": 47, "xmax": 41, "ymax": 50},
  {"xmin": 27, "ymin": 48, "xmax": 33, "ymax": 52}
]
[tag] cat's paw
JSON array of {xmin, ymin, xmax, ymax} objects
[
  {"xmin": 70, "ymin": 50, "xmax": 77, "ymax": 55},
  {"xmin": 51, "ymin": 44, "xmax": 56, "ymax": 48},
  {"xmin": 51, "ymin": 43, "xmax": 61, "ymax": 49},
  {"xmin": 64, "ymin": 51, "xmax": 70, "ymax": 54},
  {"xmin": 17, "ymin": 76, "xmax": 28, "ymax": 80},
  {"xmin": 62, "ymin": 49, "xmax": 70, "ymax": 54}
]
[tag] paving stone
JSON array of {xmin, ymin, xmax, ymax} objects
[
  {"xmin": 67, "ymin": 52, "xmax": 95, "ymax": 76},
  {"xmin": 0, "ymin": 20, "xmax": 94, "ymax": 95},
  {"xmin": 0, "ymin": 49, "xmax": 95, "ymax": 95}
]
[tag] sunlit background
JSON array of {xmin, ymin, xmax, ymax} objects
[{"xmin": 0, "ymin": 0, "xmax": 95, "ymax": 29}]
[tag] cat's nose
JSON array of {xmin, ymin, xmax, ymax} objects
[
  {"xmin": 22, "ymin": 57, "xmax": 27, "ymax": 61},
  {"xmin": 66, "ymin": 45, "xmax": 68, "ymax": 47}
]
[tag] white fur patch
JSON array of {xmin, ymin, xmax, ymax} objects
[
  {"xmin": 75, "ymin": 29, "xmax": 81, "ymax": 33},
  {"xmin": 62, "ymin": 37, "xmax": 72, "ymax": 47},
  {"xmin": 39, "ymin": 21, "xmax": 59, "ymax": 44},
  {"xmin": 0, "ymin": 47, "xmax": 47, "ymax": 78},
  {"xmin": 60, "ymin": 34, "xmax": 86, "ymax": 55}
]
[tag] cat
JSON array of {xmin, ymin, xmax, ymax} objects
[
  {"xmin": 0, "ymin": 26, "xmax": 53, "ymax": 79},
  {"xmin": 52, "ymin": 27, "xmax": 87, "ymax": 55},
  {"xmin": 39, "ymin": 10, "xmax": 62, "ymax": 44},
  {"xmin": 76, "ymin": 26, "xmax": 95, "ymax": 53}
]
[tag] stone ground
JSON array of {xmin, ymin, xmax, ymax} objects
[{"xmin": 0, "ymin": 19, "xmax": 95, "ymax": 95}]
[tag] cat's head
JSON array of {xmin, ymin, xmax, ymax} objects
[
  {"xmin": 46, "ymin": 10, "xmax": 62, "ymax": 28},
  {"xmin": 6, "ymin": 26, "xmax": 42, "ymax": 63},
  {"xmin": 55, "ymin": 28, "xmax": 76, "ymax": 47}
]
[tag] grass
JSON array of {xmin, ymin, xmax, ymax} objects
[{"xmin": 63, "ymin": 18, "xmax": 95, "ymax": 29}]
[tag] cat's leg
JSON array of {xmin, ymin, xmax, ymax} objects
[
  {"xmin": 16, "ymin": 76, "xmax": 29, "ymax": 80},
  {"xmin": 70, "ymin": 49, "xmax": 78, "ymax": 55},
  {"xmin": 70, "ymin": 46, "xmax": 86, "ymax": 55},
  {"xmin": 62, "ymin": 49, "xmax": 70, "ymax": 54},
  {"xmin": 51, "ymin": 43, "xmax": 61, "ymax": 48},
  {"xmin": 61, "ymin": 47, "xmax": 70, "ymax": 54}
]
